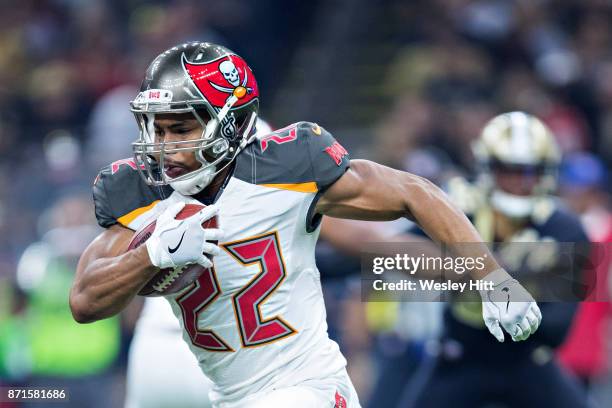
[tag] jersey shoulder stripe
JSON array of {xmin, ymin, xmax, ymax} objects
[
  {"xmin": 234, "ymin": 121, "xmax": 349, "ymax": 192},
  {"xmin": 117, "ymin": 200, "xmax": 161, "ymax": 226},
  {"xmin": 259, "ymin": 181, "xmax": 318, "ymax": 193},
  {"xmin": 92, "ymin": 158, "xmax": 171, "ymax": 228}
]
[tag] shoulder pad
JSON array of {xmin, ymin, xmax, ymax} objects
[
  {"xmin": 234, "ymin": 121, "xmax": 350, "ymax": 192},
  {"xmin": 93, "ymin": 158, "xmax": 170, "ymax": 228}
]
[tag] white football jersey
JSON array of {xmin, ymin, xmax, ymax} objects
[{"xmin": 93, "ymin": 122, "xmax": 352, "ymax": 404}]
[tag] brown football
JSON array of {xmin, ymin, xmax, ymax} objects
[{"xmin": 127, "ymin": 203, "xmax": 218, "ymax": 297}]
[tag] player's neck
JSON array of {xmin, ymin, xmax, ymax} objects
[{"xmin": 191, "ymin": 163, "xmax": 235, "ymax": 204}]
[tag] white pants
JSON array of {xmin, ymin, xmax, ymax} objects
[
  {"xmin": 125, "ymin": 327, "xmax": 213, "ymax": 408},
  {"xmin": 215, "ymin": 368, "xmax": 360, "ymax": 408}
]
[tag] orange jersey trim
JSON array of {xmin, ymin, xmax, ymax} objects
[
  {"xmin": 117, "ymin": 200, "xmax": 160, "ymax": 226},
  {"xmin": 260, "ymin": 182, "xmax": 318, "ymax": 193}
]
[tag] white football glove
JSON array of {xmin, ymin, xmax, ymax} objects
[
  {"xmin": 145, "ymin": 202, "xmax": 222, "ymax": 270},
  {"xmin": 480, "ymin": 268, "xmax": 542, "ymax": 342}
]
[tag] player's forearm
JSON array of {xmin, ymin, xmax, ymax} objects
[
  {"xmin": 317, "ymin": 161, "xmax": 500, "ymax": 278},
  {"xmin": 404, "ymin": 176, "xmax": 500, "ymax": 279},
  {"xmin": 70, "ymin": 246, "xmax": 157, "ymax": 323}
]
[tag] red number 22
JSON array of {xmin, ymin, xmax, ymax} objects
[{"xmin": 176, "ymin": 231, "xmax": 296, "ymax": 351}]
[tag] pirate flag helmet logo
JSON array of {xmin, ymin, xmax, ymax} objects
[
  {"xmin": 183, "ymin": 53, "xmax": 259, "ymax": 108},
  {"xmin": 130, "ymin": 42, "xmax": 260, "ymax": 195}
]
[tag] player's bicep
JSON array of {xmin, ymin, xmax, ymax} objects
[
  {"xmin": 76, "ymin": 224, "xmax": 134, "ymax": 279},
  {"xmin": 316, "ymin": 159, "xmax": 416, "ymax": 221}
]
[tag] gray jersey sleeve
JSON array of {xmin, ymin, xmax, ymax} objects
[
  {"xmin": 306, "ymin": 122, "xmax": 350, "ymax": 191},
  {"xmin": 234, "ymin": 121, "xmax": 350, "ymax": 190},
  {"xmin": 92, "ymin": 169, "xmax": 117, "ymax": 228},
  {"xmin": 92, "ymin": 159, "xmax": 167, "ymax": 229}
]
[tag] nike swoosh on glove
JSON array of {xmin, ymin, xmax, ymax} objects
[
  {"xmin": 145, "ymin": 202, "xmax": 223, "ymax": 270},
  {"xmin": 480, "ymin": 268, "xmax": 542, "ymax": 342}
]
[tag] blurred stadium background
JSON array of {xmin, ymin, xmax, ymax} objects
[{"xmin": 0, "ymin": 0, "xmax": 610, "ymax": 407}]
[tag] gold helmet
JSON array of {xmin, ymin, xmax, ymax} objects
[{"xmin": 472, "ymin": 112, "xmax": 561, "ymax": 218}]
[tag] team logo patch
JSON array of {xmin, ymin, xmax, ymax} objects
[
  {"xmin": 335, "ymin": 390, "xmax": 347, "ymax": 408},
  {"xmin": 324, "ymin": 141, "xmax": 348, "ymax": 166},
  {"xmin": 183, "ymin": 54, "xmax": 259, "ymax": 108}
]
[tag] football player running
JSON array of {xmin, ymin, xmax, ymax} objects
[
  {"xmin": 407, "ymin": 112, "xmax": 592, "ymax": 408},
  {"xmin": 125, "ymin": 118, "xmax": 273, "ymax": 408},
  {"xmin": 70, "ymin": 43, "xmax": 541, "ymax": 407}
]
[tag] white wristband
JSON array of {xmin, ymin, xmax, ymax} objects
[
  {"xmin": 479, "ymin": 268, "xmax": 513, "ymax": 299},
  {"xmin": 481, "ymin": 268, "xmax": 512, "ymax": 286}
]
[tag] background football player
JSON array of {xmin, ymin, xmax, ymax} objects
[
  {"xmin": 69, "ymin": 43, "xmax": 542, "ymax": 407},
  {"xmin": 405, "ymin": 112, "xmax": 593, "ymax": 408}
]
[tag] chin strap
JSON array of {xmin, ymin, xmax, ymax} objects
[{"xmin": 217, "ymin": 95, "xmax": 238, "ymax": 124}]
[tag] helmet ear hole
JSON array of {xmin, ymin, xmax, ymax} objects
[
  {"xmin": 195, "ymin": 108, "xmax": 212, "ymax": 123},
  {"xmin": 236, "ymin": 110, "xmax": 257, "ymax": 139}
]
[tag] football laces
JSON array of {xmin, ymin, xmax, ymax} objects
[{"xmin": 152, "ymin": 266, "xmax": 186, "ymax": 292}]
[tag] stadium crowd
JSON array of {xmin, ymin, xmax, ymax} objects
[{"xmin": 0, "ymin": 0, "xmax": 610, "ymax": 407}]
